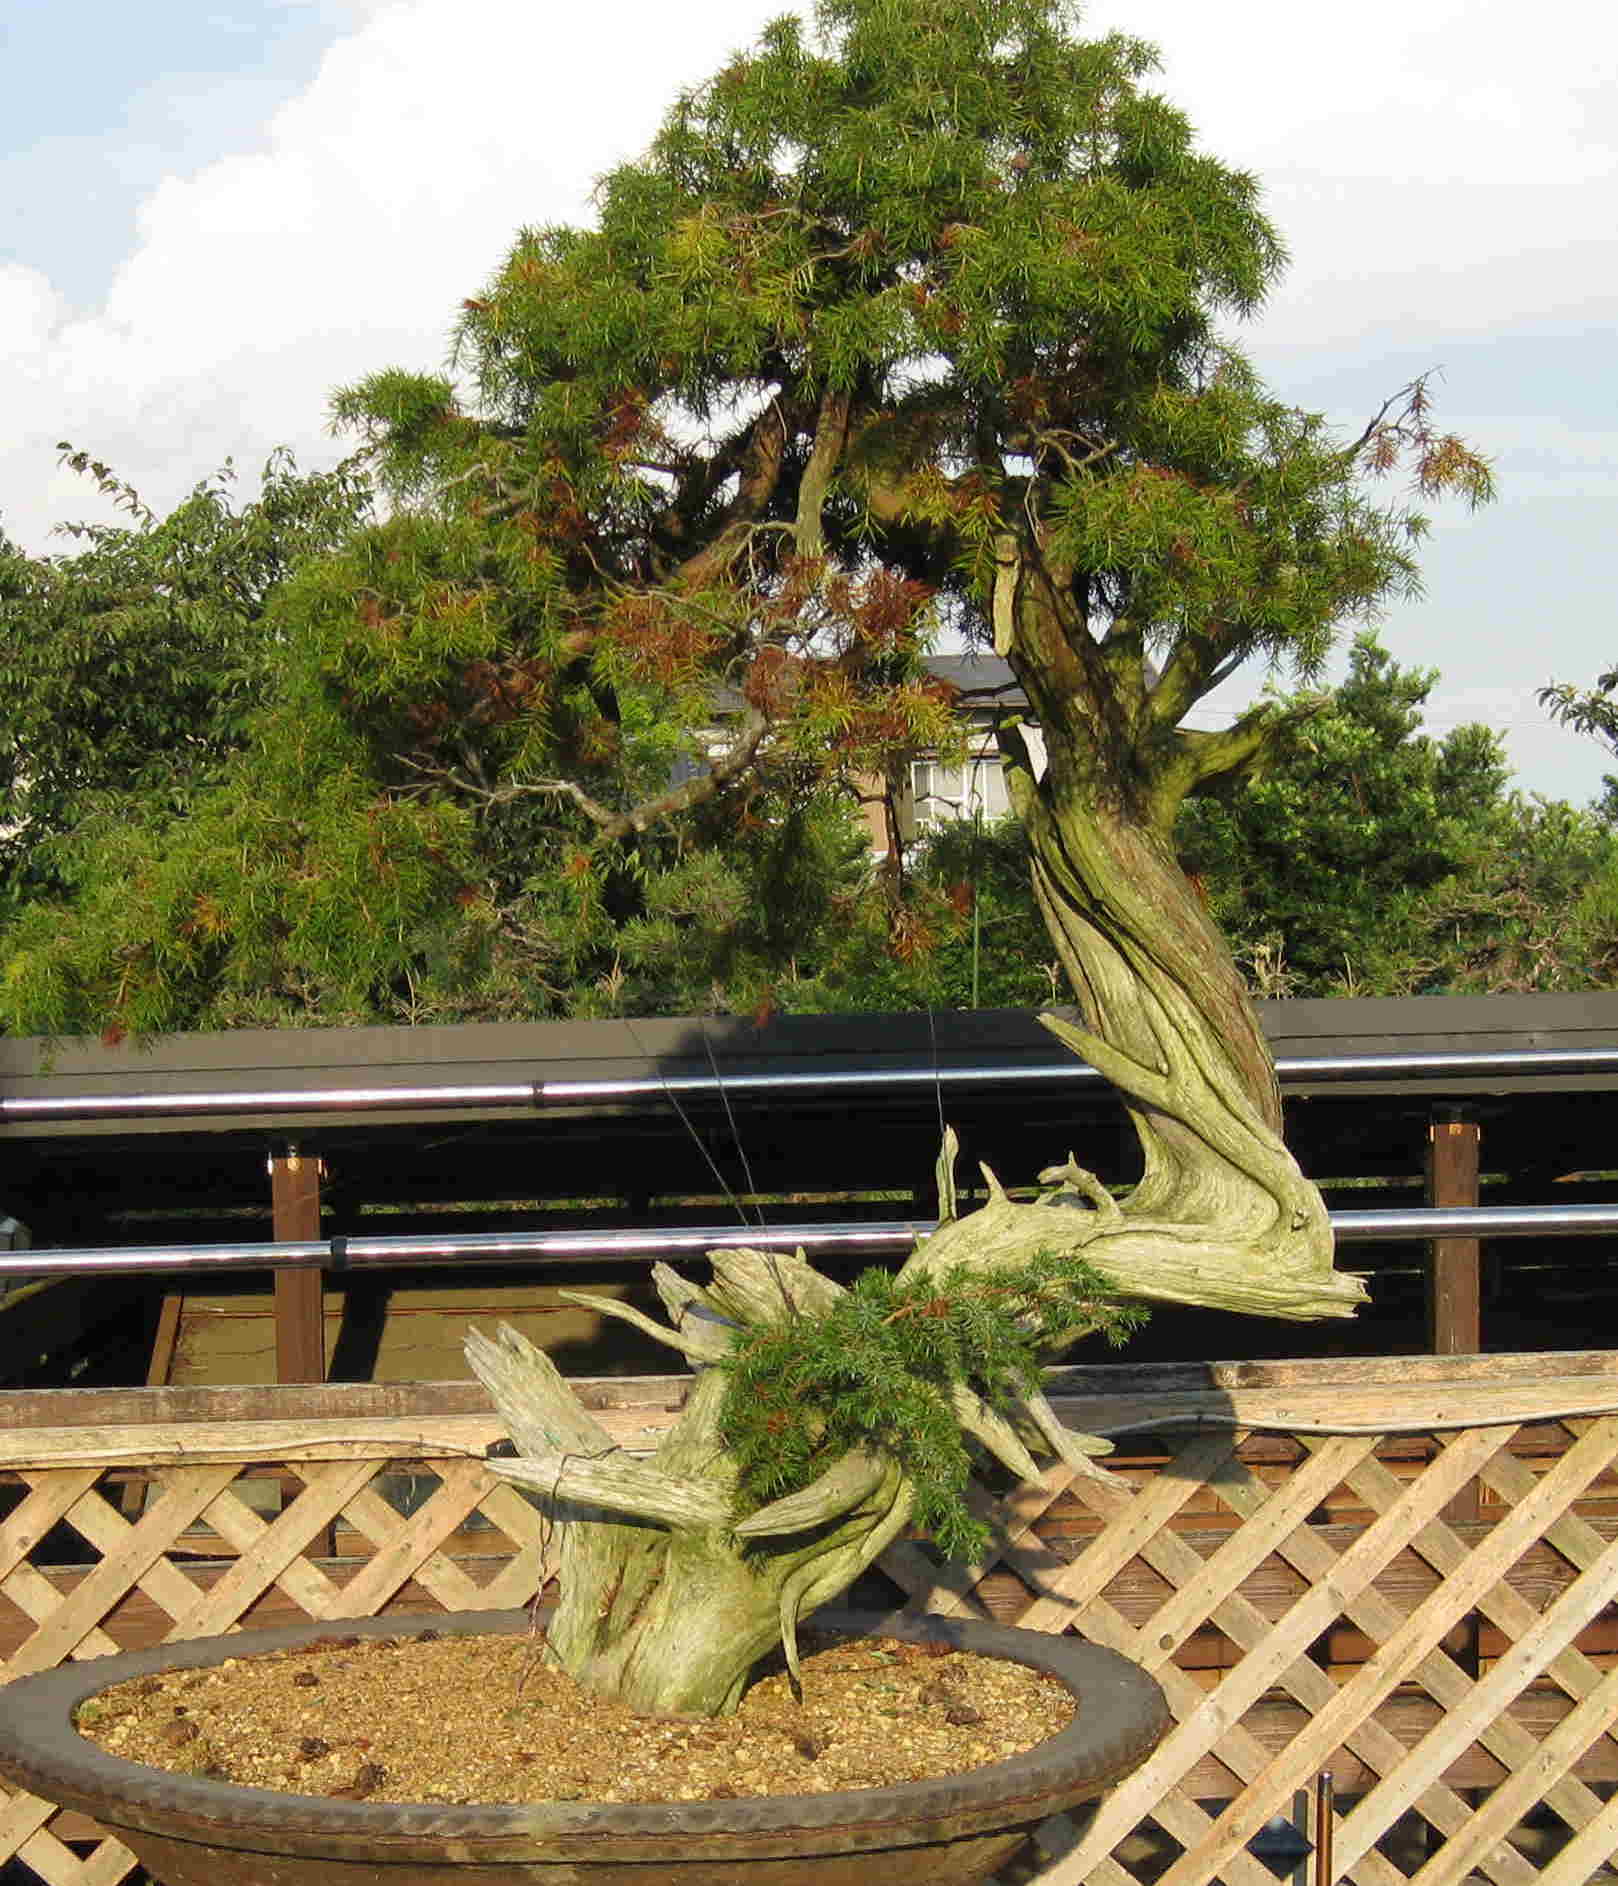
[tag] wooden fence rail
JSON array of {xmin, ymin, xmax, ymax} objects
[{"xmin": 3, "ymin": 1352, "xmax": 1618, "ymax": 1886}]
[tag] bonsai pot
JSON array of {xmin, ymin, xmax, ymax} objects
[{"xmin": 0, "ymin": 1607, "xmax": 1168, "ymax": 1886}]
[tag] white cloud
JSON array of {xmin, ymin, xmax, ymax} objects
[
  {"xmin": 0, "ymin": 265, "xmax": 67, "ymax": 371},
  {"xmin": 1085, "ymin": 0, "xmax": 1618, "ymax": 347},
  {"xmin": 8, "ymin": 0, "xmax": 1613, "ymax": 551},
  {"xmin": 0, "ymin": 0, "xmax": 779, "ymax": 551}
]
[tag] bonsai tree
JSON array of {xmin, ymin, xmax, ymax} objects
[
  {"xmin": 1, "ymin": 0, "xmax": 1489, "ymax": 1714},
  {"xmin": 430, "ymin": 0, "xmax": 1490, "ymax": 1713}
]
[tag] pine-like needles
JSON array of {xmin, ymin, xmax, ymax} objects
[{"xmin": 716, "ymin": 1252, "xmax": 1146, "ymax": 1559}]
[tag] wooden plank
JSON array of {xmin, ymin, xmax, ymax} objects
[
  {"xmin": 0, "ymin": 1787, "xmax": 65, "ymax": 1863},
  {"xmin": 912, "ymin": 1461, "xmax": 1103, "ymax": 1622},
  {"xmin": 1476, "ymin": 1443, "xmax": 1618, "ymax": 1708},
  {"xmin": 1041, "ymin": 1350, "xmax": 1618, "ymax": 1399},
  {"xmin": 6, "ymin": 1467, "xmax": 239, "ymax": 1678},
  {"xmin": 18, "ymin": 1826, "xmax": 137, "ymax": 1886},
  {"xmin": 324, "ymin": 1461, "xmax": 499, "ymax": 1616},
  {"xmin": 1364, "ymin": 1523, "xmax": 1618, "ymax": 1870},
  {"xmin": 1426, "ymin": 1115, "xmax": 1482, "ymax": 1356},
  {"xmin": 1536, "ymin": 1783, "xmax": 1618, "ymax": 1886},
  {"xmin": 1025, "ymin": 1514, "xmax": 1601, "ymax": 1631},
  {"xmin": 181, "ymin": 1477, "xmax": 348, "ymax": 1624},
  {"xmin": 1153, "ymin": 1422, "xmax": 1618, "ymax": 1886},
  {"xmin": 0, "ymin": 1559, "xmax": 124, "ymax": 1669},
  {"xmin": 966, "ymin": 1442, "xmax": 1420, "ymax": 1886},
  {"xmin": 0, "ymin": 1370, "xmax": 690, "ymax": 1431},
  {"xmin": 0, "ymin": 1469, "xmax": 102, "ymax": 1581},
  {"xmin": 2, "ymin": 1815, "xmax": 138, "ymax": 1886},
  {"xmin": 119, "ymin": 1294, "xmax": 185, "ymax": 1519},
  {"xmin": 1415, "ymin": 1660, "xmax": 1618, "ymax": 1886},
  {"xmin": 1126, "ymin": 1436, "xmax": 1378, "ymax": 1663},
  {"xmin": 0, "ymin": 1408, "xmax": 696, "ymax": 1469},
  {"xmin": 893, "ymin": 1434, "xmax": 1236, "ymax": 1625},
  {"xmin": 0, "ymin": 1348, "xmax": 1614, "ymax": 1436},
  {"xmin": 1033, "ymin": 1578, "xmax": 1404, "ymax": 1886},
  {"xmin": 270, "ymin": 1149, "xmax": 325, "ymax": 1384},
  {"xmin": 1047, "ymin": 1425, "xmax": 1513, "ymax": 1886},
  {"xmin": 144, "ymin": 1293, "xmax": 184, "ymax": 1389},
  {"xmin": 162, "ymin": 1462, "xmax": 379, "ymax": 1639},
  {"xmin": 12, "ymin": 1513, "xmax": 1612, "ymax": 1690},
  {"xmin": 1011, "ymin": 1433, "xmax": 1239, "ymax": 1633},
  {"xmin": 988, "ymin": 1425, "xmax": 1553, "ymax": 1886},
  {"xmin": 1046, "ymin": 1376, "xmax": 1618, "ymax": 1437},
  {"xmin": 0, "ymin": 1561, "xmax": 499, "ymax": 1659},
  {"xmin": 1328, "ymin": 1446, "xmax": 1611, "ymax": 1865},
  {"xmin": 63, "ymin": 1480, "xmax": 238, "ymax": 1652},
  {"xmin": 74, "ymin": 1832, "xmax": 141, "ymax": 1886},
  {"xmin": 1168, "ymin": 1685, "xmax": 1618, "ymax": 1798},
  {"xmin": 1052, "ymin": 1442, "xmax": 1510, "ymax": 1886},
  {"xmin": 462, "ymin": 1481, "xmax": 557, "ymax": 1609},
  {"xmin": 3, "ymin": 1818, "xmax": 89, "ymax": 1886}
]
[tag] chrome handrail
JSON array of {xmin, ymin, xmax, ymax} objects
[
  {"xmin": 0, "ymin": 1202, "xmax": 1609, "ymax": 1280},
  {"xmin": 4, "ymin": 1045, "xmax": 1618, "ymax": 1124}
]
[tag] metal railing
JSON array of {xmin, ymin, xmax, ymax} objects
[
  {"xmin": 4, "ymin": 1044, "xmax": 1618, "ymax": 1124},
  {"xmin": 0, "ymin": 1202, "xmax": 1613, "ymax": 1281}
]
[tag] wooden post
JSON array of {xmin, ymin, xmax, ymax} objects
[
  {"xmin": 270, "ymin": 1146, "xmax": 326, "ymax": 1384},
  {"xmin": 1425, "ymin": 1112, "xmax": 1481, "ymax": 1356},
  {"xmin": 1426, "ymin": 1111, "xmax": 1483, "ymax": 1544}
]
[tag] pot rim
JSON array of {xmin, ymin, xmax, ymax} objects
[{"xmin": 0, "ymin": 1607, "xmax": 1168, "ymax": 1858}]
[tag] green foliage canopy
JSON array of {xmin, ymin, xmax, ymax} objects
[
  {"xmin": 1177, "ymin": 636, "xmax": 1618, "ymax": 997},
  {"xmin": 0, "ymin": 0, "xmax": 1491, "ymax": 1040},
  {"xmin": 1178, "ymin": 634, "xmax": 1511, "ymax": 994},
  {"xmin": 0, "ymin": 451, "xmax": 371, "ymax": 924}
]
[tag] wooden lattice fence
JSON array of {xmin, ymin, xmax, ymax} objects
[{"xmin": 3, "ymin": 1352, "xmax": 1618, "ymax": 1886}]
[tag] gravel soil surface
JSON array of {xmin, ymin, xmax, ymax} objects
[{"xmin": 76, "ymin": 1627, "xmax": 1075, "ymax": 1807}]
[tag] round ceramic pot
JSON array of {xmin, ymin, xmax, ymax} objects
[{"xmin": 0, "ymin": 1607, "xmax": 1168, "ymax": 1886}]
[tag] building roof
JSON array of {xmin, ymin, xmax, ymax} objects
[{"xmin": 925, "ymin": 652, "xmax": 1023, "ymax": 701}]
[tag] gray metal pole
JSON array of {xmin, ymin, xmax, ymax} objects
[
  {"xmin": 0, "ymin": 1202, "xmax": 1611, "ymax": 1280},
  {"xmin": 5, "ymin": 1045, "xmax": 1618, "ymax": 1124}
]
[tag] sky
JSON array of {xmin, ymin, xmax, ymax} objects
[{"xmin": 2, "ymin": 0, "xmax": 1615, "ymax": 804}]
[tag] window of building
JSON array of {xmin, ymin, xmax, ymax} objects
[{"xmin": 911, "ymin": 749, "xmax": 1011, "ymax": 831}]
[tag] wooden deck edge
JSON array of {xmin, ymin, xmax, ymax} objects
[
  {"xmin": 3, "ymin": 1373, "xmax": 1618, "ymax": 1468},
  {"xmin": 1, "ymin": 1349, "xmax": 1616, "ymax": 1433}
]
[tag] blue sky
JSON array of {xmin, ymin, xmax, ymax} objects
[
  {"xmin": 1, "ymin": 4, "xmax": 358, "ymax": 305},
  {"xmin": 2, "ymin": 0, "xmax": 1615, "ymax": 804}
]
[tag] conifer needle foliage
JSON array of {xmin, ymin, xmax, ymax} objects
[{"xmin": 717, "ymin": 1252, "xmax": 1146, "ymax": 1558}]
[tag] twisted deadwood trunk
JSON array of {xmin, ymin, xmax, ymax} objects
[
  {"xmin": 466, "ymin": 1268, "xmax": 918, "ymax": 1718},
  {"xmin": 906, "ymin": 780, "xmax": 1367, "ymax": 1323},
  {"xmin": 466, "ymin": 762, "xmax": 1365, "ymax": 1715}
]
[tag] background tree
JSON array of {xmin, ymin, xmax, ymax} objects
[
  {"xmin": 1541, "ymin": 666, "xmax": 1618, "ymax": 767},
  {"xmin": 795, "ymin": 813, "xmax": 1068, "ymax": 1012},
  {"xmin": 1176, "ymin": 634, "xmax": 1511, "ymax": 995},
  {"xmin": 0, "ymin": 450, "xmax": 371, "ymax": 927},
  {"xmin": 0, "ymin": 468, "xmax": 878, "ymax": 1034},
  {"xmin": 1169, "ymin": 637, "xmax": 1618, "ymax": 999},
  {"xmin": 1421, "ymin": 795, "xmax": 1618, "ymax": 995}
]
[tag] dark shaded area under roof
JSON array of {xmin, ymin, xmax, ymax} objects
[
  {"xmin": 1, "ymin": 993, "xmax": 1616, "ymax": 1249},
  {"xmin": 3, "ymin": 994, "xmax": 1616, "ymax": 1384}
]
